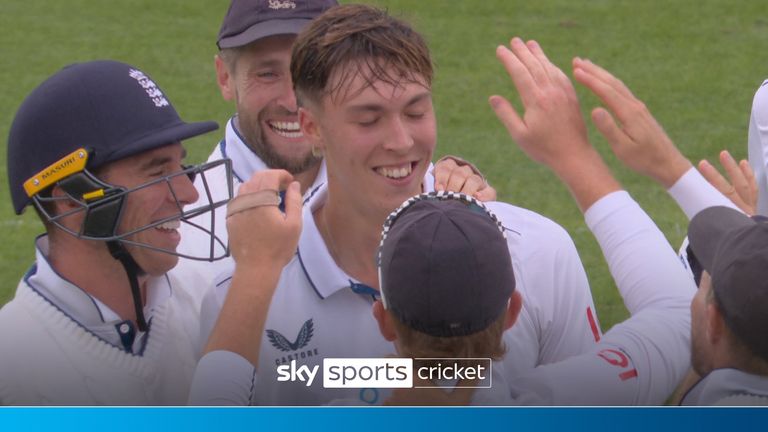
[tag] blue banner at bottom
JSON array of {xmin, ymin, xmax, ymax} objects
[{"xmin": 1, "ymin": 407, "xmax": 766, "ymax": 432}]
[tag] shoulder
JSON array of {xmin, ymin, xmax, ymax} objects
[
  {"xmin": 485, "ymin": 201, "xmax": 575, "ymax": 248},
  {"xmin": 206, "ymin": 139, "xmax": 226, "ymax": 162},
  {"xmin": 207, "ymin": 254, "xmax": 304, "ymax": 306},
  {"xmin": 0, "ymin": 285, "xmax": 65, "ymax": 364},
  {"xmin": 0, "ymin": 282, "xmax": 41, "ymax": 329},
  {"xmin": 753, "ymin": 80, "xmax": 768, "ymax": 115}
]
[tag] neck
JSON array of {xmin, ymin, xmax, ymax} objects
[
  {"xmin": 48, "ymin": 233, "xmax": 147, "ymax": 324},
  {"xmin": 294, "ymin": 163, "xmax": 322, "ymax": 195},
  {"xmin": 712, "ymin": 340, "xmax": 768, "ymax": 377},
  {"xmin": 314, "ymin": 195, "xmax": 389, "ymax": 289}
]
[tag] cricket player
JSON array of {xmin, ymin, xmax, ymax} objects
[
  {"xmin": 189, "ymin": 35, "xmax": 749, "ymax": 406},
  {"xmin": 0, "ymin": 60, "xmax": 232, "ymax": 404},
  {"xmin": 192, "ymin": 4, "xmax": 600, "ymax": 405},
  {"xmin": 173, "ymin": 0, "xmax": 496, "ymax": 306}
]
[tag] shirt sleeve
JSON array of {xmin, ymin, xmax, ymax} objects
[
  {"xmin": 749, "ymin": 80, "xmax": 768, "ymax": 215},
  {"xmin": 422, "ymin": 162, "xmax": 436, "ymax": 193},
  {"xmin": 489, "ymin": 202, "xmax": 600, "ymax": 377},
  {"xmin": 667, "ymin": 167, "xmax": 739, "ymax": 220},
  {"xmin": 188, "ymin": 350, "xmax": 257, "ymax": 406},
  {"xmin": 509, "ymin": 191, "xmax": 695, "ymax": 405}
]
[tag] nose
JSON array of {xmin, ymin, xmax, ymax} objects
[
  {"xmin": 383, "ymin": 116, "xmax": 415, "ymax": 154},
  {"xmin": 171, "ymin": 169, "xmax": 200, "ymax": 207},
  {"xmin": 276, "ymin": 76, "xmax": 298, "ymax": 113}
]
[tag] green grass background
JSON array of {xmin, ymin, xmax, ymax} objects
[{"xmin": 1, "ymin": 1, "xmax": 767, "ymax": 330}]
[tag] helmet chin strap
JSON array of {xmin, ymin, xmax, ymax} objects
[{"xmin": 106, "ymin": 240, "xmax": 148, "ymax": 332}]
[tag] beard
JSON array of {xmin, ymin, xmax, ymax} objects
[{"xmin": 235, "ymin": 108, "xmax": 321, "ymax": 175}]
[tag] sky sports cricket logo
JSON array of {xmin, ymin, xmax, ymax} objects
[{"xmin": 276, "ymin": 358, "xmax": 492, "ymax": 388}]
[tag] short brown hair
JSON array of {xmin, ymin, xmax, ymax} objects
[
  {"xmin": 291, "ymin": 4, "xmax": 433, "ymax": 106},
  {"xmin": 217, "ymin": 46, "xmax": 245, "ymax": 74},
  {"xmin": 391, "ymin": 310, "xmax": 508, "ymax": 361}
]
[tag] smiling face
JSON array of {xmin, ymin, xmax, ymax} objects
[
  {"xmin": 301, "ymin": 63, "xmax": 437, "ymax": 217},
  {"xmin": 96, "ymin": 143, "xmax": 199, "ymax": 276},
  {"xmin": 217, "ymin": 34, "xmax": 320, "ymax": 175}
]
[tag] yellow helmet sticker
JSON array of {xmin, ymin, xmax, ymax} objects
[{"xmin": 23, "ymin": 148, "xmax": 89, "ymax": 197}]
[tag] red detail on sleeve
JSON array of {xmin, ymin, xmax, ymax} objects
[
  {"xmin": 597, "ymin": 349, "xmax": 629, "ymax": 368},
  {"xmin": 619, "ymin": 369, "xmax": 639, "ymax": 381},
  {"xmin": 597, "ymin": 349, "xmax": 638, "ymax": 381},
  {"xmin": 587, "ymin": 307, "xmax": 601, "ymax": 342}
]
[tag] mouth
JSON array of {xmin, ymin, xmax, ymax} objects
[
  {"xmin": 375, "ymin": 161, "xmax": 417, "ymax": 180},
  {"xmin": 155, "ymin": 219, "xmax": 181, "ymax": 233},
  {"xmin": 267, "ymin": 120, "xmax": 302, "ymax": 139}
]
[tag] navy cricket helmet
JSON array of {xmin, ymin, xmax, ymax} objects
[
  {"xmin": 7, "ymin": 60, "xmax": 233, "ymax": 256},
  {"xmin": 6, "ymin": 60, "xmax": 234, "ymax": 331},
  {"xmin": 8, "ymin": 60, "xmax": 218, "ymax": 214}
]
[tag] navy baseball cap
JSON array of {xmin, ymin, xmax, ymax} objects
[
  {"xmin": 7, "ymin": 60, "xmax": 218, "ymax": 214},
  {"xmin": 377, "ymin": 192, "xmax": 515, "ymax": 337},
  {"xmin": 688, "ymin": 206, "xmax": 768, "ymax": 361},
  {"xmin": 217, "ymin": 0, "xmax": 338, "ymax": 49}
]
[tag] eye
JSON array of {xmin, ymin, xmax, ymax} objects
[
  {"xmin": 405, "ymin": 111, "xmax": 426, "ymax": 120},
  {"xmin": 182, "ymin": 165, "xmax": 197, "ymax": 182},
  {"xmin": 357, "ymin": 117, "xmax": 380, "ymax": 127},
  {"xmin": 253, "ymin": 70, "xmax": 280, "ymax": 83}
]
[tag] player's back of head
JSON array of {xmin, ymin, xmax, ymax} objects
[
  {"xmin": 377, "ymin": 192, "xmax": 516, "ymax": 359},
  {"xmin": 688, "ymin": 207, "xmax": 768, "ymax": 371}
]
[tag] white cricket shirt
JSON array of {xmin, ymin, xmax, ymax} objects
[
  {"xmin": 173, "ymin": 116, "xmax": 328, "ymax": 310},
  {"xmin": 194, "ymin": 185, "xmax": 599, "ymax": 405},
  {"xmin": 190, "ymin": 191, "xmax": 694, "ymax": 406}
]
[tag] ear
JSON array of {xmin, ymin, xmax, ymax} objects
[
  {"xmin": 215, "ymin": 54, "xmax": 235, "ymax": 101},
  {"xmin": 503, "ymin": 291, "xmax": 523, "ymax": 331},
  {"xmin": 372, "ymin": 300, "xmax": 398, "ymax": 342},
  {"xmin": 50, "ymin": 184, "xmax": 79, "ymax": 214},
  {"xmin": 299, "ymin": 106, "xmax": 324, "ymax": 150},
  {"xmin": 705, "ymin": 302, "xmax": 725, "ymax": 345}
]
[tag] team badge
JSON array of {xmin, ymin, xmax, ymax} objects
[{"xmin": 267, "ymin": 319, "xmax": 315, "ymax": 352}]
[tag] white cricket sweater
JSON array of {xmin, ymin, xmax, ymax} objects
[{"xmin": 0, "ymin": 279, "xmax": 200, "ymax": 405}]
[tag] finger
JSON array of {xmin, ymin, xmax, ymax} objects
[
  {"xmin": 573, "ymin": 60, "xmax": 638, "ymax": 123},
  {"xmin": 226, "ymin": 190, "xmax": 282, "ymax": 218},
  {"xmin": 698, "ymin": 159, "xmax": 741, "ymax": 205},
  {"xmin": 240, "ymin": 169, "xmax": 294, "ymax": 195},
  {"xmin": 496, "ymin": 45, "xmax": 537, "ymax": 107},
  {"xmin": 573, "ymin": 57, "xmax": 636, "ymax": 101},
  {"xmin": 591, "ymin": 107, "xmax": 629, "ymax": 151},
  {"xmin": 455, "ymin": 173, "xmax": 485, "ymax": 196},
  {"xmin": 573, "ymin": 64, "xmax": 629, "ymax": 117},
  {"xmin": 510, "ymin": 37, "xmax": 549, "ymax": 85},
  {"xmin": 527, "ymin": 40, "xmax": 566, "ymax": 85},
  {"xmin": 474, "ymin": 184, "xmax": 497, "ymax": 202},
  {"xmin": 719, "ymin": 151, "xmax": 750, "ymax": 203},
  {"xmin": 432, "ymin": 157, "xmax": 459, "ymax": 191},
  {"xmin": 283, "ymin": 181, "xmax": 303, "ymax": 224},
  {"xmin": 489, "ymin": 95, "xmax": 526, "ymax": 142},
  {"xmin": 445, "ymin": 166, "xmax": 476, "ymax": 193},
  {"xmin": 739, "ymin": 159, "xmax": 758, "ymax": 204}
]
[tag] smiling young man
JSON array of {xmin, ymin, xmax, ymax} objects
[
  {"xmin": 0, "ymin": 60, "xmax": 231, "ymax": 405},
  {"xmin": 174, "ymin": 0, "xmax": 497, "ymax": 303},
  {"xmin": 194, "ymin": 4, "xmax": 599, "ymax": 405},
  {"xmin": 192, "ymin": 35, "xmax": 747, "ymax": 407}
]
